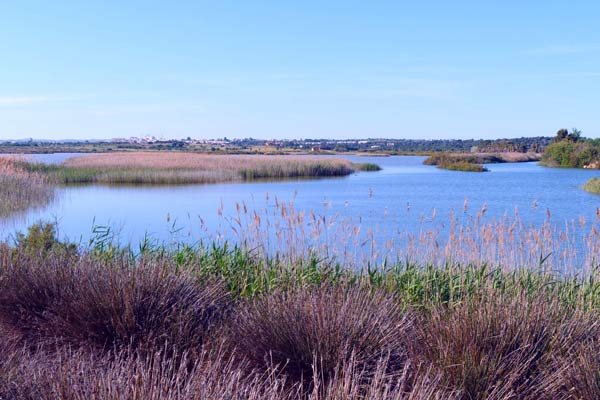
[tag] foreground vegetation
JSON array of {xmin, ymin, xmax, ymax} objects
[
  {"xmin": 22, "ymin": 152, "xmax": 377, "ymax": 185},
  {"xmin": 1, "ymin": 223, "xmax": 600, "ymax": 399},
  {"xmin": 0, "ymin": 157, "xmax": 53, "ymax": 217}
]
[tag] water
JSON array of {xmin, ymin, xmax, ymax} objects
[{"xmin": 2, "ymin": 154, "xmax": 600, "ymax": 268}]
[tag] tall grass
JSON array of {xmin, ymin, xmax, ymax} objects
[
  {"xmin": 196, "ymin": 194, "xmax": 600, "ymax": 274},
  {"xmin": 25, "ymin": 152, "xmax": 373, "ymax": 185},
  {"xmin": 0, "ymin": 157, "xmax": 54, "ymax": 217}
]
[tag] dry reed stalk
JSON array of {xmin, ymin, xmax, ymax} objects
[{"xmin": 206, "ymin": 195, "xmax": 600, "ymax": 273}]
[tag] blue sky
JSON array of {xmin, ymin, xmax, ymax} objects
[{"xmin": 1, "ymin": 0, "xmax": 600, "ymax": 140}]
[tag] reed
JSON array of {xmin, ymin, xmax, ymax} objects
[
  {"xmin": 0, "ymin": 157, "xmax": 54, "ymax": 217},
  {"xmin": 197, "ymin": 194, "xmax": 600, "ymax": 276},
  {"xmin": 26, "ymin": 152, "xmax": 376, "ymax": 185}
]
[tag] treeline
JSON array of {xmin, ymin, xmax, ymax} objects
[
  {"xmin": 541, "ymin": 128, "xmax": 600, "ymax": 168},
  {"xmin": 291, "ymin": 137, "xmax": 551, "ymax": 153},
  {"xmin": 0, "ymin": 136, "xmax": 553, "ymax": 154}
]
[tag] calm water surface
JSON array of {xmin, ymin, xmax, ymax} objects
[{"xmin": 2, "ymin": 154, "xmax": 600, "ymax": 266}]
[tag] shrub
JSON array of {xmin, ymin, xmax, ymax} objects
[{"xmin": 14, "ymin": 222, "xmax": 77, "ymax": 256}]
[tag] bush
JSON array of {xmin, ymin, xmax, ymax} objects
[
  {"xmin": 15, "ymin": 222, "xmax": 77, "ymax": 256},
  {"xmin": 541, "ymin": 140, "xmax": 600, "ymax": 168}
]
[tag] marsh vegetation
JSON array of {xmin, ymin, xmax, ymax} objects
[{"xmin": 22, "ymin": 152, "xmax": 377, "ymax": 185}]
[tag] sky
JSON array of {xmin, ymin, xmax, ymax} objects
[{"xmin": 1, "ymin": 0, "xmax": 600, "ymax": 140}]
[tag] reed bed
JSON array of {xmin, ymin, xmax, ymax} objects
[
  {"xmin": 27, "ymin": 152, "xmax": 368, "ymax": 185},
  {"xmin": 0, "ymin": 156, "xmax": 54, "ymax": 217},
  {"xmin": 196, "ymin": 194, "xmax": 600, "ymax": 275}
]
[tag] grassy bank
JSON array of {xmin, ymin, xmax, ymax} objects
[
  {"xmin": 583, "ymin": 178, "xmax": 600, "ymax": 194},
  {"xmin": 1, "ymin": 224, "xmax": 600, "ymax": 399},
  {"xmin": 0, "ymin": 157, "xmax": 54, "ymax": 217},
  {"xmin": 24, "ymin": 152, "xmax": 378, "ymax": 185}
]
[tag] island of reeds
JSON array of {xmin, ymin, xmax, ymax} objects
[
  {"xmin": 22, "ymin": 152, "xmax": 379, "ymax": 185},
  {"xmin": 0, "ymin": 221, "xmax": 600, "ymax": 399},
  {"xmin": 583, "ymin": 177, "xmax": 600, "ymax": 194},
  {"xmin": 423, "ymin": 154, "xmax": 489, "ymax": 172}
]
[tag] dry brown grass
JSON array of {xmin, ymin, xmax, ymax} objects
[
  {"xmin": 0, "ymin": 250, "xmax": 231, "ymax": 356},
  {"xmin": 63, "ymin": 152, "xmax": 350, "ymax": 170},
  {"xmin": 16, "ymin": 152, "xmax": 369, "ymax": 185},
  {"xmin": 228, "ymin": 285, "xmax": 413, "ymax": 391},
  {"xmin": 48, "ymin": 152, "xmax": 361, "ymax": 184}
]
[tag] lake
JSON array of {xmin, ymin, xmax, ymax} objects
[{"xmin": 2, "ymin": 154, "xmax": 600, "ymax": 269}]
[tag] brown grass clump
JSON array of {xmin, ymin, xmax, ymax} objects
[
  {"xmin": 0, "ymin": 251, "xmax": 231, "ymax": 356},
  {"xmin": 228, "ymin": 285, "xmax": 413, "ymax": 391},
  {"xmin": 412, "ymin": 292, "xmax": 595, "ymax": 399},
  {"xmin": 305, "ymin": 356, "xmax": 458, "ymax": 400}
]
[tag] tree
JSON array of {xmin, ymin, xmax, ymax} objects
[
  {"xmin": 554, "ymin": 128, "xmax": 569, "ymax": 142},
  {"xmin": 567, "ymin": 127, "xmax": 582, "ymax": 143}
]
